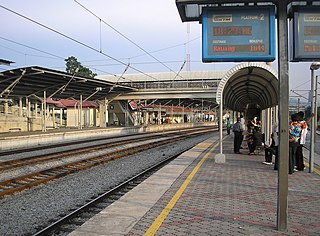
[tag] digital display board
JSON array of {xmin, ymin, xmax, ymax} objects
[
  {"xmin": 202, "ymin": 6, "xmax": 276, "ymax": 62},
  {"xmin": 290, "ymin": 6, "xmax": 320, "ymax": 62}
]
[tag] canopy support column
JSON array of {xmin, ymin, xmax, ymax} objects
[
  {"xmin": 42, "ymin": 91, "xmax": 47, "ymax": 132},
  {"xmin": 277, "ymin": 2, "xmax": 289, "ymax": 231}
]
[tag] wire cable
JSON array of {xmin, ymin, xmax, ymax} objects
[
  {"xmin": 129, "ymin": 37, "xmax": 200, "ymax": 60},
  {"xmin": 73, "ymin": 0, "xmax": 183, "ymax": 78},
  {"xmin": 0, "ymin": 36, "xmax": 64, "ymax": 60},
  {"xmin": 0, "ymin": 4, "xmax": 160, "ymax": 81},
  {"xmin": 291, "ymin": 79, "xmax": 310, "ymax": 90},
  {"xmin": 81, "ymin": 36, "xmax": 200, "ymax": 64},
  {"xmin": 0, "ymin": 36, "xmax": 117, "ymax": 76}
]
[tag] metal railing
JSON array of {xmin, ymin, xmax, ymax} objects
[{"xmin": 118, "ymin": 80, "xmax": 220, "ymax": 90}]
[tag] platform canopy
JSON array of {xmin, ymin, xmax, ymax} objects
[
  {"xmin": 0, "ymin": 66, "xmax": 136, "ymax": 101},
  {"xmin": 216, "ymin": 62, "xmax": 278, "ymax": 111}
]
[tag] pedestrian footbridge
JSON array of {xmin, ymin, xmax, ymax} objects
[{"xmin": 99, "ymin": 62, "xmax": 279, "ymax": 114}]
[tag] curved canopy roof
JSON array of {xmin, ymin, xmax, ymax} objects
[{"xmin": 216, "ymin": 62, "xmax": 278, "ymax": 112}]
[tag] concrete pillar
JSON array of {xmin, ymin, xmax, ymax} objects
[
  {"xmin": 4, "ymin": 100, "xmax": 8, "ymax": 114},
  {"xmin": 182, "ymin": 105, "xmax": 185, "ymax": 123},
  {"xmin": 35, "ymin": 102, "xmax": 38, "ymax": 118},
  {"xmin": 171, "ymin": 104, "xmax": 173, "ymax": 124},
  {"xmin": 26, "ymin": 97, "xmax": 30, "ymax": 118},
  {"xmin": 144, "ymin": 111, "xmax": 148, "ymax": 125},
  {"xmin": 158, "ymin": 104, "xmax": 162, "ymax": 124},
  {"xmin": 60, "ymin": 108, "xmax": 63, "ymax": 127},
  {"xmin": 43, "ymin": 91, "xmax": 47, "ymax": 132},
  {"xmin": 99, "ymin": 99, "xmax": 108, "ymax": 127},
  {"xmin": 27, "ymin": 98, "xmax": 31, "ymax": 131},
  {"xmin": 19, "ymin": 97, "xmax": 23, "ymax": 117},
  {"xmin": 52, "ymin": 107, "xmax": 55, "ymax": 128},
  {"xmin": 105, "ymin": 99, "xmax": 109, "ymax": 127},
  {"xmin": 78, "ymin": 94, "xmax": 83, "ymax": 129}
]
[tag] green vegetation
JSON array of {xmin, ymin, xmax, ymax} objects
[{"xmin": 65, "ymin": 56, "xmax": 97, "ymax": 78}]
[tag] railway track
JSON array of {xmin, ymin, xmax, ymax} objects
[
  {"xmin": 0, "ymin": 127, "xmax": 216, "ymax": 198},
  {"xmin": 32, "ymin": 148, "xmax": 184, "ymax": 236},
  {"xmin": 0, "ymin": 127, "xmax": 214, "ymax": 171}
]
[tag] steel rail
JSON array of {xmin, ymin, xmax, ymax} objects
[
  {"xmin": 32, "ymin": 138, "xmax": 219, "ymax": 236},
  {"xmin": 0, "ymin": 128, "xmax": 216, "ymax": 198},
  {"xmin": 0, "ymin": 126, "xmax": 215, "ymax": 171}
]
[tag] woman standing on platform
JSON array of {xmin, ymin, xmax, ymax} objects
[
  {"xmin": 296, "ymin": 111, "xmax": 313, "ymax": 171},
  {"xmin": 289, "ymin": 113, "xmax": 301, "ymax": 174}
]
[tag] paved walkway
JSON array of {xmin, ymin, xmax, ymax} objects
[{"xmin": 70, "ymin": 134, "xmax": 320, "ymax": 236}]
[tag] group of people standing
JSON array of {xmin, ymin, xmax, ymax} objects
[
  {"xmin": 270, "ymin": 111, "xmax": 310, "ymax": 174},
  {"xmin": 230, "ymin": 112, "xmax": 309, "ymax": 175},
  {"xmin": 231, "ymin": 115, "xmax": 262, "ymax": 154},
  {"xmin": 269, "ymin": 111, "xmax": 309, "ymax": 174},
  {"xmin": 287, "ymin": 111, "xmax": 309, "ymax": 174}
]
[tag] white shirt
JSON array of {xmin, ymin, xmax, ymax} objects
[
  {"xmin": 240, "ymin": 117, "xmax": 245, "ymax": 130},
  {"xmin": 300, "ymin": 120, "xmax": 308, "ymax": 145},
  {"xmin": 272, "ymin": 121, "xmax": 279, "ymax": 146}
]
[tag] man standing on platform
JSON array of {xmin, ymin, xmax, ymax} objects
[
  {"xmin": 233, "ymin": 117, "xmax": 244, "ymax": 154},
  {"xmin": 227, "ymin": 117, "xmax": 231, "ymax": 135}
]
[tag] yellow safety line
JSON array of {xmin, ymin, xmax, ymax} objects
[
  {"xmin": 144, "ymin": 140, "xmax": 221, "ymax": 236},
  {"xmin": 304, "ymin": 161, "xmax": 320, "ymax": 175}
]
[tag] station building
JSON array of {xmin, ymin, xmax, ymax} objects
[{"xmin": 0, "ymin": 63, "xmax": 278, "ymax": 147}]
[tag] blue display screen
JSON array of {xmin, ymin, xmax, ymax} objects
[
  {"xmin": 202, "ymin": 6, "xmax": 276, "ymax": 62},
  {"xmin": 291, "ymin": 7, "xmax": 320, "ymax": 61}
]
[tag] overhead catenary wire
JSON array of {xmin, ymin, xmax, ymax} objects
[
  {"xmin": 126, "ymin": 37, "xmax": 201, "ymax": 60},
  {"xmin": 0, "ymin": 36, "xmax": 199, "ymax": 77},
  {"xmin": 0, "ymin": 4, "xmax": 160, "ymax": 81},
  {"xmin": 0, "ymin": 36, "xmax": 121, "ymax": 77},
  {"xmin": 1, "ymin": 4, "xmax": 200, "ymax": 78},
  {"xmin": 0, "ymin": 36, "xmax": 65, "ymax": 60},
  {"xmin": 81, "ymin": 36, "xmax": 200, "ymax": 64},
  {"xmin": 73, "ymin": 0, "xmax": 184, "ymax": 79},
  {"xmin": 291, "ymin": 79, "xmax": 310, "ymax": 90}
]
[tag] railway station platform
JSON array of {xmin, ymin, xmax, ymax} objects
[
  {"xmin": 69, "ymin": 134, "xmax": 320, "ymax": 236},
  {"xmin": 0, "ymin": 123, "xmax": 214, "ymax": 151}
]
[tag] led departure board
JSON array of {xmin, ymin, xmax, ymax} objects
[
  {"xmin": 290, "ymin": 6, "xmax": 320, "ymax": 62},
  {"xmin": 202, "ymin": 6, "xmax": 276, "ymax": 62}
]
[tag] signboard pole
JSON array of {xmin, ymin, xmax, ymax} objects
[{"xmin": 277, "ymin": 2, "xmax": 289, "ymax": 231}]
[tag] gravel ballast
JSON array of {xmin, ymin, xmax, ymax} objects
[{"xmin": 0, "ymin": 133, "xmax": 213, "ymax": 236}]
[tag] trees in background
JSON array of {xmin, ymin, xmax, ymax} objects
[{"xmin": 65, "ymin": 56, "xmax": 97, "ymax": 78}]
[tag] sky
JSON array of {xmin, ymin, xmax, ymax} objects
[{"xmin": 0, "ymin": 0, "xmax": 318, "ymax": 104}]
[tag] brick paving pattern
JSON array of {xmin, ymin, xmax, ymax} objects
[{"xmin": 129, "ymin": 136, "xmax": 320, "ymax": 236}]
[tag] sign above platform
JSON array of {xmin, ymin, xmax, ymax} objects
[
  {"xmin": 202, "ymin": 6, "xmax": 276, "ymax": 62},
  {"xmin": 290, "ymin": 6, "xmax": 320, "ymax": 62}
]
